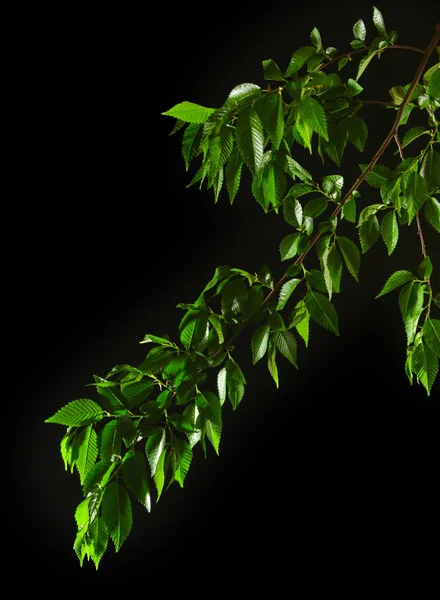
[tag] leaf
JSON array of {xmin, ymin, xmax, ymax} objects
[
  {"xmin": 75, "ymin": 425, "xmax": 98, "ymax": 486},
  {"xmin": 267, "ymin": 338, "xmax": 279, "ymax": 388},
  {"xmin": 418, "ymin": 256, "xmax": 433, "ymax": 281},
  {"xmin": 428, "ymin": 64, "xmax": 440, "ymax": 98},
  {"xmin": 83, "ymin": 460, "xmax": 115, "ymax": 496},
  {"xmin": 225, "ymin": 358, "xmax": 246, "ymax": 410},
  {"xmin": 171, "ymin": 438, "xmax": 192, "ymax": 487},
  {"xmin": 326, "ymin": 248, "xmax": 343, "ymax": 294},
  {"xmin": 423, "ymin": 319, "xmax": 440, "ymax": 358},
  {"xmin": 261, "ymin": 163, "xmax": 287, "ymax": 211},
  {"xmin": 342, "ymin": 196, "xmax": 357, "ymax": 222},
  {"xmin": 285, "ymin": 46, "xmax": 316, "ymax": 76},
  {"xmin": 322, "ymin": 120, "xmax": 348, "ymax": 167},
  {"xmin": 145, "ymin": 427, "xmax": 166, "ymax": 477},
  {"xmin": 347, "ymin": 115, "xmax": 368, "ymax": 151},
  {"xmin": 75, "ymin": 497, "xmax": 90, "ymax": 530},
  {"xmin": 360, "ymin": 163, "xmax": 392, "ymax": 188},
  {"xmin": 162, "ymin": 102, "xmax": 216, "ymax": 124},
  {"xmin": 356, "ymin": 52, "xmax": 376, "ymax": 81},
  {"xmin": 399, "ymin": 282, "xmax": 424, "ymax": 345},
  {"xmin": 304, "ymin": 197, "xmax": 328, "ymax": 218},
  {"xmin": 235, "ymin": 106, "xmax": 264, "ymax": 175},
  {"xmin": 380, "ymin": 211, "xmax": 399, "ymax": 255},
  {"xmin": 179, "ymin": 309, "xmax": 208, "ymax": 349},
  {"xmin": 359, "ymin": 215, "xmax": 380, "ymax": 253},
  {"xmin": 228, "ymin": 83, "xmax": 261, "ymax": 103},
  {"xmin": 283, "ymin": 196, "xmax": 303, "ymax": 227},
  {"xmin": 401, "ymin": 127, "xmax": 430, "ymax": 150},
  {"xmin": 322, "ymin": 174, "xmax": 344, "ymax": 200},
  {"xmin": 310, "ymin": 27, "xmax": 322, "ymax": 51},
  {"xmin": 275, "ymin": 330, "xmax": 298, "ymax": 367},
  {"xmin": 293, "ymin": 301, "xmax": 310, "ymax": 347},
  {"xmin": 372, "ymin": 6, "xmax": 387, "ymax": 36},
  {"xmin": 412, "ymin": 342, "xmax": 439, "ymax": 396},
  {"xmin": 424, "ymin": 196, "xmax": 440, "ymax": 232},
  {"xmin": 226, "ymin": 147, "xmax": 243, "ymax": 204},
  {"xmin": 285, "ymin": 156, "xmax": 313, "ymax": 183},
  {"xmin": 353, "ymin": 18, "xmax": 367, "ymax": 41},
  {"xmin": 277, "ymin": 278, "xmax": 302, "ymax": 310},
  {"xmin": 262, "ymin": 58, "xmax": 285, "ymax": 81},
  {"xmin": 153, "ymin": 449, "xmax": 166, "ymax": 501},
  {"xmin": 376, "ymin": 270, "xmax": 414, "ymax": 298},
  {"xmin": 420, "ymin": 149, "xmax": 440, "ymax": 193},
  {"xmin": 182, "ymin": 123, "xmax": 202, "ymax": 170},
  {"xmin": 89, "ymin": 517, "xmax": 109, "ymax": 570},
  {"xmin": 202, "ymin": 264, "xmax": 231, "ymax": 294},
  {"xmin": 337, "ymin": 236, "xmax": 361, "ymax": 281},
  {"xmin": 209, "ymin": 127, "xmax": 234, "ymax": 178},
  {"xmin": 251, "ymin": 323, "xmax": 270, "ymax": 364},
  {"xmin": 221, "ymin": 279, "xmax": 248, "ymax": 316},
  {"xmin": 280, "ymin": 232, "xmax": 301, "ymax": 261},
  {"xmin": 122, "ymin": 450, "xmax": 151, "ymax": 511},
  {"xmin": 259, "ymin": 92, "xmax": 284, "ymax": 149},
  {"xmin": 305, "ymin": 290, "xmax": 339, "ymax": 336},
  {"xmin": 345, "ymin": 78, "xmax": 364, "ymax": 97},
  {"xmin": 122, "ymin": 380, "xmax": 155, "ymax": 409},
  {"xmin": 405, "ymin": 171, "xmax": 428, "ymax": 223},
  {"xmin": 338, "ymin": 57, "xmax": 349, "ymax": 71},
  {"xmin": 45, "ymin": 399, "xmax": 105, "ymax": 426},
  {"xmin": 298, "ymin": 96, "xmax": 328, "ymax": 141},
  {"xmin": 306, "ymin": 269, "xmax": 327, "ymax": 293},
  {"xmin": 102, "ymin": 482, "xmax": 132, "ymax": 553},
  {"xmin": 100, "ymin": 419, "xmax": 121, "ymax": 462},
  {"xmin": 217, "ymin": 367, "xmax": 227, "ymax": 406}
]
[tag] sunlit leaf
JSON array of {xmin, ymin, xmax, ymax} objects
[
  {"xmin": 162, "ymin": 102, "xmax": 216, "ymax": 124},
  {"xmin": 102, "ymin": 482, "xmax": 133, "ymax": 553},
  {"xmin": 122, "ymin": 450, "xmax": 151, "ymax": 511},
  {"xmin": 251, "ymin": 323, "xmax": 270, "ymax": 364},
  {"xmin": 275, "ymin": 330, "xmax": 298, "ymax": 367},
  {"xmin": 337, "ymin": 236, "xmax": 360, "ymax": 281},
  {"xmin": 380, "ymin": 210, "xmax": 399, "ymax": 255},
  {"xmin": 298, "ymin": 96, "xmax": 328, "ymax": 141},
  {"xmin": 277, "ymin": 278, "xmax": 302, "ymax": 310},
  {"xmin": 305, "ymin": 290, "xmax": 339, "ymax": 336},
  {"xmin": 45, "ymin": 399, "xmax": 105, "ymax": 427},
  {"xmin": 412, "ymin": 342, "xmax": 439, "ymax": 396}
]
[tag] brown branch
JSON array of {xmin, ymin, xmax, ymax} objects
[
  {"xmin": 321, "ymin": 43, "xmax": 425, "ymax": 69},
  {"xmin": 363, "ymin": 100, "xmax": 399, "ymax": 107}
]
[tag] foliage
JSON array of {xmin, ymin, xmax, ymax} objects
[{"xmin": 45, "ymin": 7, "xmax": 440, "ymax": 568}]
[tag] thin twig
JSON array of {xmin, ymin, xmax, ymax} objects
[
  {"xmin": 363, "ymin": 100, "xmax": 399, "ymax": 107},
  {"xmin": 322, "ymin": 43, "xmax": 425, "ymax": 69}
]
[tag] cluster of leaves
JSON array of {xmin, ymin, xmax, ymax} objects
[{"xmin": 45, "ymin": 6, "xmax": 440, "ymax": 568}]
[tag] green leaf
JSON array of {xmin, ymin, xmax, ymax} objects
[
  {"xmin": 305, "ymin": 290, "xmax": 339, "ymax": 336},
  {"xmin": 424, "ymin": 196, "xmax": 440, "ymax": 232},
  {"xmin": 298, "ymin": 96, "xmax": 328, "ymax": 141},
  {"xmin": 304, "ymin": 197, "xmax": 328, "ymax": 218},
  {"xmin": 145, "ymin": 427, "xmax": 166, "ymax": 477},
  {"xmin": 202, "ymin": 264, "xmax": 231, "ymax": 294},
  {"xmin": 420, "ymin": 149, "xmax": 440, "ymax": 193},
  {"xmin": 171, "ymin": 438, "xmax": 192, "ymax": 487},
  {"xmin": 372, "ymin": 6, "xmax": 387, "ymax": 36},
  {"xmin": 345, "ymin": 78, "xmax": 364, "ymax": 97},
  {"xmin": 405, "ymin": 171, "xmax": 428, "ymax": 223},
  {"xmin": 337, "ymin": 236, "xmax": 361, "ymax": 281},
  {"xmin": 226, "ymin": 147, "xmax": 243, "ymax": 204},
  {"xmin": 221, "ymin": 279, "xmax": 248, "ymax": 316},
  {"xmin": 162, "ymin": 101, "xmax": 216, "ymax": 124},
  {"xmin": 322, "ymin": 120, "xmax": 348, "ymax": 167},
  {"xmin": 376, "ymin": 270, "xmax": 414, "ymax": 298},
  {"xmin": 100, "ymin": 419, "xmax": 121, "ymax": 462},
  {"xmin": 428, "ymin": 65, "xmax": 440, "ymax": 98},
  {"xmin": 338, "ymin": 57, "xmax": 349, "ymax": 71},
  {"xmin": 285, "ymin": 156, "xmax": 313, "ymax": 183},
  {"xmin": 347, "ymin": 115, "xmax": 368, "ymax": 151},
  {"xmin": 122, "ymin": 450, "xmax": 151, "ymax": 511},
  {"xmin": 259, "ymin": 92, "xmax": 284, "ymax": 149},
  {"xmin": 380, "ymin": 211, "xmax": 399, "ymax": 255},
  {"xmin": 153, "ymin": 448, "xmax": 166, "ymax": 501},
  {"xmin": 322, "ymin": 174, "xmax": 343, "ymax": 200},
  {"xmin": 360, "ymin": 163, "xmax": 392, "ymax": 188},
  {"xmin": 277, "ymin": 278, "xmax": 302, "ymax": 310},
  {"xmin": 83, "ymin": 460, "xmax": 114, "ymax": 496},
  {"xmin": 75, "ymin": 425, "xmax": 98, "ymax": 486},
  {"xmin": 306, "ymin": 269, "xmax": 327, "ymax": 293},
  {"xmin": 205, "ymin": 417, "xmax": 222, "ymax": 455},
  {"xmin": 326, "ymin": 248, "xmax": 343, "ymax": 294},
  {"xmin": 225, "ymin": 358, "xmax": 246, "ymax": 410},
  {"xmin": 283, "ymin": 196, "xmax": 303, "ymax": 227},
  {"xmin": 102, "ymin": 482, "xmax": 132, "ymax": 553},
  {"xmin": 45, "ymin": 399, "xmax": 105, "ymax": 426},
  {"xmin": 342, "ymin": 196, "xmax": 357, "ymax": 223},
  {"xmin": 423, "ymin": 319, "xmax": 440, "ymax": 358},
  {"xmin": 359, "ymin": 215, "xmax": 380, "ymax": 253},
  {"xmin": 267, "ymin": 338, "xmax": 279, "ymax": 388},
  {"xmin": 208, "ymin": 314, "xmax": 224, "ymax": 345},
  {"xmin": 262, "ymin": 58, "xmax": 285, "ymax": 81},
  {"xmin": 275, "ymin": 330, "xmax": 298, "ymax": 367},
  {"xmin": 235, "ymin": 106, "xmax": 264, "ymax": 175},
  {"xmin": 310, "ymin": 27, "xmax": 322, "ymax": 51},
  {"xmin": 217, "ymin": 367, "xmax": 227, "ymax": 406},
  {"xmin": 356, "ymin": 52, "xmax": 376, "ymax": 81},
  {"xmin": 293, "ymin": 301, "xmax": 310, "ymax": 347},
  {"xmin": 209, "ymin": 128, "xmax": 234, "ymax": 178},
  {"xmin": 401, "ymin": 127, "xmax": 430, "ymax": 150},
  {"xmin": 353, "ymin": 19, "xmax": 367, "ymax": 41},
  {"xmin": 261, "ymin": 162, "xmax": 287, "ymax": 210},
  {"xmin": 399, "ymin": 282, "xmax": 425, "ymax": 345},
  {"xmin": 182, "ymin": 123, "xmax": 202, "ymax": 170},
  {"xmin": 251, "ymin": 324, "xmax": 270, "ymax": 364},
  {"xmin": 179, "ymin": 309, "xmax": 208, "ymax": 349},
  {"xmin": 89, "ymin": 517, "xmax": 109, "ymax": 570},
  {"xmin": 418, "ymin": 256, "xmax": 433, "ymax": 281},
  {"xmin": 280, "ymin": 232, "xmax": 301, "ymax": 260},
  {"xmin": 285, "ymin": 46, "xmax": 316, "ymax": 76},
  {"xmin": 412, "ymin": 342, "xmax": 439, "ymax": 396},
  {"xmin": 122, "ymin": 380, "xmax": 155, "ymax": 409}
]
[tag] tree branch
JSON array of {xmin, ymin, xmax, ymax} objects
[{"xmin": 321, "ymin": 43, "xmax": 425, "ymax": 69}]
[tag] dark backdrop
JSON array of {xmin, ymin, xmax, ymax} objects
[{"xmin": 13, "ymin": 0, "xmax": 439, "ymax": 587}]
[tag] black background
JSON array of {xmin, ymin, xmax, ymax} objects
[{"xmin": 13, "ymin": 0, "xmax": 439, "ymax": 588}]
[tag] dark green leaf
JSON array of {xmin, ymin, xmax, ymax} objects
[
  {"xmin": 153, "ymin": 448, "xmax": 166, "ymax": 501},
  {"xmin": 401, "ymin": 127, "xmax": 430, "ymax": 149},
  {"xmin": 179, "ymin": 309, "xmax": 208, "ymax": 349},
  {"xmin": 225, "ymin": 358, "xmax": 246, "ymax": 410},
  {"xmin": 420, "ymin": 149, "xmax": 440, "ymax": 193},
  {"xmin": 262, "ymin": 58, "xmax": 286, "ymax": 81},
  {"xmin": 209, "ymin": 127, "xmax": 234, "ymax": 178},
  {"xmin": 356, "ymin": 52, "xmax": 376, "ymax": 81},
  {"xmin": 306, "ymin": 269, "xmax": 328, "ymax": 294},
  {"xmin": 259, "ymin": 92, "xmax": 284, "ymax": 149},
  {"xmin": 226, "ymin": 147, "xmax": 243, "ymax": 204},
  {"xmin": 418, "ymin": 256, "xmax": 433, "ymax": 281},
  {"xmin": 347, "ymin": 115, "xmax": 368, "ymax": 151},
  {"xmin": 121, "ymin": 380, "xmax": 155, "ymax": 409},
  {"xmin": 376, "ymin": 270, "xmax": 414, "ymax": 298},
  {"xmin": 322, "ymin": 120, "xmax": 348, "ymax": 167},
  {"xmin": 304, "ymin": 197, "xmax": 328, "ymax": 218},
  {"xmin": 145, "ymin": 427, "xmax": 166, "ymax": 477},
  {"xmin": 267, "ymin": 338, "xmax": 279, "ymax": 388},
  {"xmin": 338, "ymin": 57, "xmax": 349, "ymax": 71},
  {"xmin": 89, "ymin": 517, "xmax": 109, "ymax": 570},
  {"xmin": 372, "ymin": 6, "xmax": 387, "ymax": 36},
  {"xmin": 360, "ymin": 163, "xmax": 392, "ymax": 188},
  {"xmin": 182, "ymin": 123, "xmax": 202, "ymax": 170},
  {"xmin": 353, "ymin": 19, "xmax": 367, "ymax": 41},
  {"xmin": 428, "ymin": 65, "xmax": 440, "ymax": 98},
  {"xmin": 235, "ymin": 106, "xmax": 264, "ymax": 175},
  {"xmin": 221, "ymin": 279, "xmax": 248, "ymax": 316},
  {"xmin": 404, "ymin": 171, "xmax": 428, "ymax": 223},
  {"xmin": 83, "ymin": 461, "xmax": 115, "ymax": 496},
  {"xmin": 359, "ymin": 215, "xmax": 380, "ymax": 253},
  {"xmin": 305, "ymin": 290, "xmax": 339, "ymax": 336},
  {"xmin": 322, "ymin": 174, "xmax": 343, "ymax": 200},
  {"xmin": 100, "ymin": 419, "xmax": 121, "ymax": 462},
  {"xmin": 75, "ymin": 425, "xmax": 99, "ymax": 486},
  {"xmin": 285, "ymin": 46, "xmax": 316, "ymax": 76},
  {"xmin": 337, "ymin": 236, "xmax": 361, "ymax": 281},
  {"xmin": 345, "ymin": 78, "xmax": 363, "ymax": 97},
  {"xmin": 285, "ymin": 156, "xmax": 313, "ymax": 183},
  {"xmin": 275, "ymin": 330, "xmax": 298, "ymax": 367},
  {"xmin": 298, "ymin": 96, "xmax": 328, "ymax": 141},
  {"xmin": 310, "ymin": 27, "xmax": 322, "ymax": 51},
  {"xmin": 171, "ymin": 438, "xmax": 192, "ymax": 487},
  {"xmin": 412, "ymin": 342, "xmax": 439, "ymax": 396},
  {"xmin": 283, "ymin": 196, "xmax": 303, "ymax": 227},
  {"xmin": 424, "ymin": 196, "xmax": 440, "ymax": 232},
  {"xmin": 380, "ymin": 211, "xmax": 399, "ymax": 255},
  {"xmin": 102, "ymin": 482, "xmax": 132, "ymax": 553},
  {"xmin": 122, "ymin": 450, "xmax": 151, "ymax": 511},
  {"xmin": 342, "ymin": 196, "xmax": 357, "ymax": 222},
  {"xmin": 399, "ymin": 282, "xmax": 424, "ymax": 345}
]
